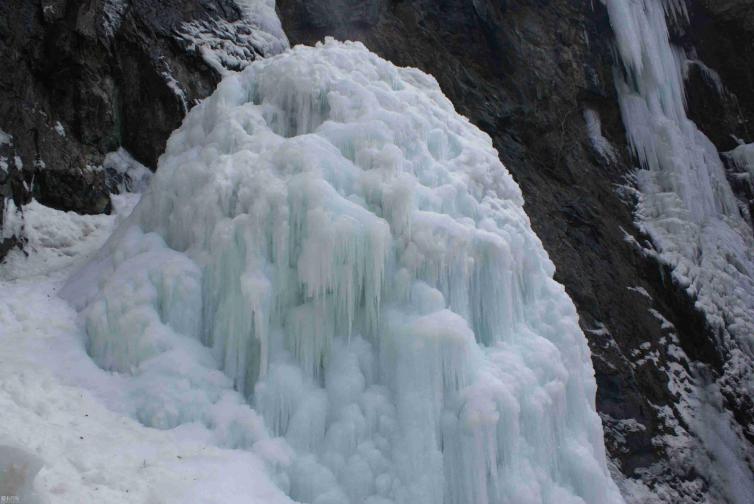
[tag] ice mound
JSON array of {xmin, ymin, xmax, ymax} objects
[{"xmin": 64, "ymin": 39, "xmax": 622, "ymax": 504}]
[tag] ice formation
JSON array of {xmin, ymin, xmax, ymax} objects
[{"xmin": 63, "ymin": 39, "xmax": 622, "ymax": 504}]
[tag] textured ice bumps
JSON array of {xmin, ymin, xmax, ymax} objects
[{"xmin": 65, "ymin": 39, "xmax": 623, "ymax": 503}]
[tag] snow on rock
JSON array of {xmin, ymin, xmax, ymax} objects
[
  {"xmin": 63, "ymin": 39, "xmax": 622, "ymax": 504},
  {"xmin": 177, "ymin": 0, "xmax": 288, "ymax": 75},
  {"xmin": 53, "ymin": 121, "xmax": 66, "ymax": 137},
  {"xmin": 0, "ymin": 128, "xmax": 11, "ymax": 146},
  {"xmin": 160, "ymin": 65, "xmax": 189, "ymax": 113},
  {"xmin": 0, "ymin": 197, "xmax": 136, "ymax": 280},
  {"xmin": 584, "ymin": 108, "xmax": 617, "ymax": 163},
  {"xmin": 102, "ymin": 148, "xmax": 153, "ymax": 194},
  {"xmin": 101, "ymin": 0, "xmax": 129, "ymax": 40},
  {"xmin": 0, "ymin": 129, "xmax": 14, "ymax": 174}
]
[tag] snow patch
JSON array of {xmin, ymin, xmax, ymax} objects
[
  {"xmin": 627, "ymin": 285, "xmax": 652, "ymax": 300},
  {"xmin": 101, "ymin": 0, "xmax": 128, "ymax": 40},
  {"xmin": 0, "ymin": 197, "xmax": 136, "ymax": 280},
  {"xmin": 53, "ymin": 121, "xmax": 66, "ymax": 138},
  {"xmin": 584, "ymin": 108, "xmax": 617, "ymax": 163},
  {"xmin": 0, "ymin": 129, "xmax": 12, "ymax": 146},
  {"xmin": 161, "ymin": 68, "xmax": 189, "ymax": 113},
  {"xmin": 0, "ymin": 445, "xmax": 43, "ymax": 503}
]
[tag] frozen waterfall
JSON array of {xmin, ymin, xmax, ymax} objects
[
  {"xmin": 63, "ymin": 39, "xmax": 623, "ymax": 504},
  {"xmin": 603, "ymin": 0, "xmax": 754, "ymax": 347}
]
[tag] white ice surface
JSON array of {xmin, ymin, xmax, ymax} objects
[{"xmin": 61, "ymin": 39, "xmax": 622, "ymax": 504}]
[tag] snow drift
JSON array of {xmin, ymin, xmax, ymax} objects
[{"xmin": 63, "ymin": 39, "xmax": 622, "ymax": 504}]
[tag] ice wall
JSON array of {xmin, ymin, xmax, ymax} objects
[{"xmin": 64, "ymin": 39, "xmax": 623, "ymax": 504}]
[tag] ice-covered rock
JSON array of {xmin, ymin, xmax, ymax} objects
[{"xmin": 64, "ymin": 39, "xmax": 622, "ymax": 504}]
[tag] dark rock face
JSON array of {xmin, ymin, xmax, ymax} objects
[
  {"xmin": 0, "ymin": 0, "xmax": 274, "ymax": 257},
  {"xmin": 276, "ymin": 0, "xmax": 754, "ymax": 499}
]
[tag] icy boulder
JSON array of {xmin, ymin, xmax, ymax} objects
[{"xmin": 64, "ymin": 39, "xmax": 623, "ymax": 504}]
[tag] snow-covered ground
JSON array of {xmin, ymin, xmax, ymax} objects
[{"xmin": 0, "ymin": 197, "xmax": 293, "ymax": 504}]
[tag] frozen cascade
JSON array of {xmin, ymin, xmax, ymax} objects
[
  {"xmin": 602, "ymin": 1, "xmax": 754, "ymax": 500},
  {"xmin": 63, "ymin": 39, "xmax": 623, "ymax": 504}
]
